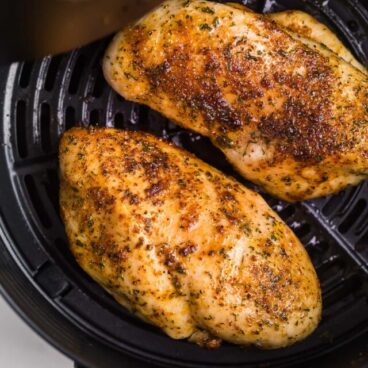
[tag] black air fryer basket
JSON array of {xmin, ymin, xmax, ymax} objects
[{"xmin": 0, "ymin": 0, "xmax": 368, "ymax": 367}]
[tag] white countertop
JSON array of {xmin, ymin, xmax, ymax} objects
[{"xmin": 0, "ymin": 296, "xmax": 71, "ymax": 367}]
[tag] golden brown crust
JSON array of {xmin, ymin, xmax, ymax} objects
[
  {"xmin": 140, "ymin": 29, "xmax": 336, "ymax": 162},
  {"xmin": 60, "ymin": 127, "xmax": 321, "ymax": 348},
  {"xmin": 103, "ymin": 0, "xmax": 368, "ymax": 201}
]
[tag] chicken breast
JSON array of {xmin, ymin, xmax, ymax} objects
[
  {"xmin": 103, "ymin": 0, "xmax": 368, "ymax": 201},
  {"xmin": 227, "ymin": 3, "xmax": 367, "ymax": 74},
  {"xmin": 268, "ymin": 10, "xmax": 367, "ymax": 74},
  {"xmin": 59, "ymin": 127, "xmax": 321, "ymax": 349}
]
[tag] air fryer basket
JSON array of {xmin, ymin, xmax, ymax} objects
[{"xmin": 0, "ymin": 0, "xmax": 368, "ymax": 367}]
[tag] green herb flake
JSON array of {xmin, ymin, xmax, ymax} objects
[
  {"xmin": 278, "ymin": 49, "xmax": 288, "ymax": 57},
  {"xmin": 354, "ymin": 120, "xmax": 368, "ymax": 127},
  {"xmin": 141, "ymin": 141, "xmax": 151, "ymax": 152},
  {"xmin": 199, "ymin": 23, "xmax": 212, "ymax": 31},
  {"xmin": 240, "ymin": 223, "xmax": 252, "ymax": 235},
  {"xmin": 201, "ymin": 6, "xmax": 214, "ymax": 14},
  {"xmin": 75, "ymin": 239, "xmax": 85, "ymax": 248},
  {"xmin": 124, "ymin": 72, "xmax": 138, "ymax": 81}
]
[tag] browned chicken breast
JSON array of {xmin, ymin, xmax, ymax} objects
[
  {"xmin": 60, "ymin": 127, "xmax": 321, "ymax": 349},
  {"xmin": 103, "ymin": 0, "xmax": 368, "ymax": 202},
  {"xmin": 268, "ymin": 10, "xmax": 367, "ymax": 74},
  {"xmin": 228, "ymin": 3, "xmax": 367, "ymax": 73}
]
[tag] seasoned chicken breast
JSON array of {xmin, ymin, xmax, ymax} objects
[
  {"xmin": 60, "ymin": 127, "xmax": 321, "ymax": 349},
  {"xmin": 227, "ymin": 3, "xmax": 367, "ymax": 73},
  {"xmin": 268, "ymin": 10, "xmax": 367, "ymax": 74},
  {"xmin": 103, "ymin": 0, "xmax": 368, "ymax": 202}
]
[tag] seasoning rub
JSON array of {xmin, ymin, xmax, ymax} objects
[
  {"xmin": 60, "ymin": 127, "xmax": 321, "ymax": 349},
  {"xmin": 104, "ymin": 0, "xmax": 368, "ymax": 201}
]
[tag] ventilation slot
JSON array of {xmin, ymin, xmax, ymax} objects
[
  {"xmin": 89, "ymin": 109, "xmax": 100, "ymax": 125},
  {"xmin": 24, "ymin": 175, "xmax": 52, "ymax": 229},
  {"xmin": 40, "ymin": 103, "xmax": 52, "ymax": 153},
  {"xmin": 352, "ymin": 204, "xmax": 368, "ymax": 236},
  {"xmin": 45, "ymin": 55, "xmax": 63, "ymax": 91},
  {"xmin": 68, "ymin": 55, "xmax": 86, "ymax": 94},
  {"xmin": 278, "ymin": 205, "xmax": 295, "ymax": 222},
  {"xmin": 114, "ymin": 113, "xmax": 125, "ymax": 129},
  {"xmin": 322, "ymin": 191, "xmax": 346, "ymax": 217},
  {"xmin": 92, "ymin": 70, "xmax": 106, "ymax": 98},
  {"xmin": 293, "ymin": 223, "xmax": 311, "ymax": 240},
  {"xmin": 19, "ymin": 61, "xmax": 34, "ymax": 88},
  {"xmin": 65, "ymin": 106, "xmax": 76, "ymax": 131},
  {"xmin": 16, "ymin": 100, "xmax": 27, "ymax": 158},
  {"xmin": 356, "ymin": 231, "xmax": 368, "ymax": 255},
  {"xmin": 322, "ymin": 188, "xmax": 357, "ymax": 218},
  {"xmin": 44, "ymin": 169, "xmax": 60, "ymax": 218},
  {"xmin": 338, "ymin": 199, "xmax": 366, "ymax": 234}
]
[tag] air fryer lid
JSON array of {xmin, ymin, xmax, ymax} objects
[{"xmin": 0, "ymin": 0, "xmax": 368, "ymax": 367}]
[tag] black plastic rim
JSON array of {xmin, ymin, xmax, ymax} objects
[{"xmin": 0, "ymin": 0, "xmax": 368, "ymax": 367}]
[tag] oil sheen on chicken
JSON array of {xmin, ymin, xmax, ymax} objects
[
  {"xmin": 103, "ymin": 0, "xmax": 368, "ymax": 202},
  {"xmin": 59, "ymin": 127, "xmax": 321, "ymax": 349}
]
